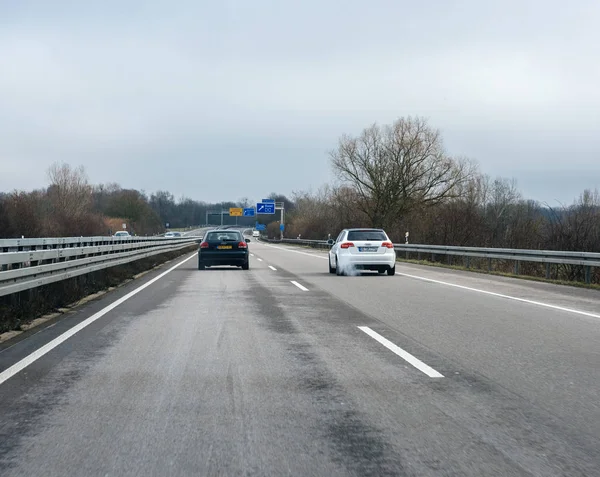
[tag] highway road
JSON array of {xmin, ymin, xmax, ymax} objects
[{"xmin": 0, "ymin": 239, "xmax": 599, "ymax": 476}]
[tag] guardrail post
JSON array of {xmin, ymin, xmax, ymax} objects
[
  {"xmin": 446, "ymin": 254, "xmax": 451, "ymax": 265},
  {"xmin": 514, "ymin": 260, "xmax": 520, "ymax": 275},
  {"xmin": 585, "ymin": 265, "xmax": 591, "ymax": 284},
  {"xmin": 417, "ymin": 251, "xmax": 421, "ymax": 261},
  {"xmin": 431, "ymin": 253, "xmax": 435, "ymax": 262},
  {"xmin": 487, "ymin": 258, "xmax": 492, "ymax": 272},
  {"xmin": 465, "ymin": 257, "xmax": 470, "ymax": 269},
  {"xmin": 545, "ymin": 263, "xmax": 551, "ymax": 280}
]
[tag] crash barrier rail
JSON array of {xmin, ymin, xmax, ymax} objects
[
  {"xmin": 262, "ymin": 238, "xmax": 600, "ymax": 284},
  {"xmin": 0, "ymin": 235, "xmax": 202, "ymax": 297}
]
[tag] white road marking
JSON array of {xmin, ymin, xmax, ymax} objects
[
  {"xmin": 358, "ymin": 326, "xmax": 444, "ymax": 378},
  {"xmin": 398, "ymin": 272, "xmax": 600, "ymax": 320},
  {"xmin": 250, "ymin": 253, "xmax": 254, "ymax": 257},
  {"xmin": 291, "ymin": 281, "xmax": 309, "ymax": 291},
  {"xmin": 268, "ymin": 266, "xmax": 277, "ymax": 271},
  {"xmin": 260, "ymin": 242, "xmax": 600, "ymax": 320},
  {"xmin": 257, "ymin": 258, "xmax": 263, "ymax": 262},
  {"xmin": 0, "ymin": 253, "xmax": 197, "ymax": 387}
]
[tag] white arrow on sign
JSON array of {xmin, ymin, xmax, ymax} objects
[{"xmin": 257, "ymin": 204, "xmax": 265, "ymax": 212}]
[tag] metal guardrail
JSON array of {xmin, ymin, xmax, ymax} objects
[
  {"xmin": 264, "ymin": 238, "xmax": 600, "ymax": 284},
  {"xmin": 0, "ymin": 235, "xmax": 202, "ymax": 297}
]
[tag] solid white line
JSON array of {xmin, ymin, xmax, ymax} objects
[
  {"xmin": 398, "ymin": 272, "xmax": 600, "ymax": 320},
  {"xmin": 290, "ymin": 281, "xmax": 309, "ymax": 291},
  {"xmin": 358, "ymin": 326, "xmax": 444, "ymax": 378},
  {"xmin": 262, "ymin": 243, "xmax": 600, "ymax": 320},
  {"xmin": 0, "ymin": 253, "xmax": 197, "ymax": 387},
  {"xmin": 257, "ymin": 258, "xmax": 263, "ymax": 262},
  {"xmin": 268, "ymin": 265, "xmax": 277, "ymax": 271}
]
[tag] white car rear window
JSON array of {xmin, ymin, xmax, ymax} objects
[{"xmin": 347, "ymin": 231, "xmax": 387, "ymax": 241}]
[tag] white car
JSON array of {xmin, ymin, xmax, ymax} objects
[
  {"xmin": 113, "ymin": 231, "xmax": 131, "ymax": 238},
  {"xmin": 327, "ymin": 228, "xmax": 396, "ymax": 276},
  {"xmin": 252, "ymin": 230, "xmax": 260, "ymax": 238}
]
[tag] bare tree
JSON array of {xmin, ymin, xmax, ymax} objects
[
  {"xmin": 45, "ymin": 162, "xmax": 96, "ymax": 235},
  {"xmin": 47, "ymin": 162, "xmax": 92, "ymax": 218},
  {"xmin": 330, "ymin": 116, "xmax": 475, "ymax": 229}
]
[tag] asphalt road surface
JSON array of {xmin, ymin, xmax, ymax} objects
[{"xmin": 1, "ymin": 239, "xmax": 599, "ymax": 476}]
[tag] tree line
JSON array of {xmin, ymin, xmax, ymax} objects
[{"xmin": 0, "ymin": 163, "xmax": 256, "ymax": 238}]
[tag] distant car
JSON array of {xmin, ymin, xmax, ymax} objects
[
  {"xmin": 113, "ymin": 231, "xmax": 131, "ymax": 238},
  {"xmin": 327, "ymin": 228, "xmax": 396, "ymax": 276},
  {"xmin": 164, "ymin": 231, "xmax": 182, "ymax": 238},
  {"xmin": 252, "ymin": 230, "xmax": 260, "ymax": 238},
  {"xmin": 198, "ymin": 229, "xmax": 250, "ymax": 270}
]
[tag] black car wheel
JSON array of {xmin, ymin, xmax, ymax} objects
[
  {"xmin": 198, "ymin": 261, "xmax": 205, "ymax": 270},
  {"xmin": 328, "ymin": 256, "xmax": 335, "ymax": 274},
  {"xmin": 387, "ymin": 266, "xmax": 396, "ymax": 276},
  {"xmin": 242, "ymin": 261, "xmax": 249, "ymax": 270}
]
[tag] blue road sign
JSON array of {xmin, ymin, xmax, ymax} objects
[
  {"xmin": 256, "ymin": 202, "xmax": 275, "ymax": 214},
  {"xmin": 256, "ymin": 224, "xmax": 267, "ymax": 231},
  {"xmin": 243, "ymin": 207, "xmax": 255, "ymax": 217},
  {"xmin": 262, "ymin": 199, "xmax": 275, "ymax": 203},
  {"xmin": 280, "ymin": 224, "xmax": 285, "ymax": 231}
]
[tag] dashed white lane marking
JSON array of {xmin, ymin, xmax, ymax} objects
[
  {"xmin": 257, "ymin": 258, "xmax": 263, "ymax": 262},
  {"xmin": 268, "ymin": 266, "xmax": 277, "ymax": 271},
  {"xmin": 291, "ymin": 281, "xmax": 309, "ymax": 291},
  {"xmin": 0, "ymin": 253, "xmax": 197, "ymax": 387},
  {"xmin": 358, "ymin": 326, "xmax": 444, "ymax": 378}
]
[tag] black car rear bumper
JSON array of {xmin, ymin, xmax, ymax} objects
[{"xmin": 199, "ymin": 251, "xmax": 248, "ymax": 266}]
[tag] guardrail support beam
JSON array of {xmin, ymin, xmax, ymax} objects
[
  {"xmin": 546, "ymin": 263, "xmax": 551, "ymax": 280},
  {"xmin": 514, "ymin": 260, "xmax": 520, "ymax": 275},
  {"xmin": 585, "ymin": 265, "xmax": 592, "ymax": 284}
]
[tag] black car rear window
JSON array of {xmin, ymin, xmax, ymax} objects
[
  {"xmin": 347, "ymin": 230, "xmax": 387, "ymax": 241},
  {"xmin": 205, "ymin": 231, "xmax": 242, "ymax": 242}
]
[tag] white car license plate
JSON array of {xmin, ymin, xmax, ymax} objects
[{"xmin": 359, "ymin": 247, "xmax": 378, "ymax": 252}]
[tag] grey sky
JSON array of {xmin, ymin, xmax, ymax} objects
[{"xmin": 1, "ymin": 0, "xmax": 599, "ymax": 206}]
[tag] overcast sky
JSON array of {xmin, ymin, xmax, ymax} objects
[{"xmin": 1, "ymin": 0, "xmax": 599, "ymax": 206}]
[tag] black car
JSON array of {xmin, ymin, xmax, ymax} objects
[{"xmin": 198, "ymin": 229, "xmax": 250, "ymax": 270}]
